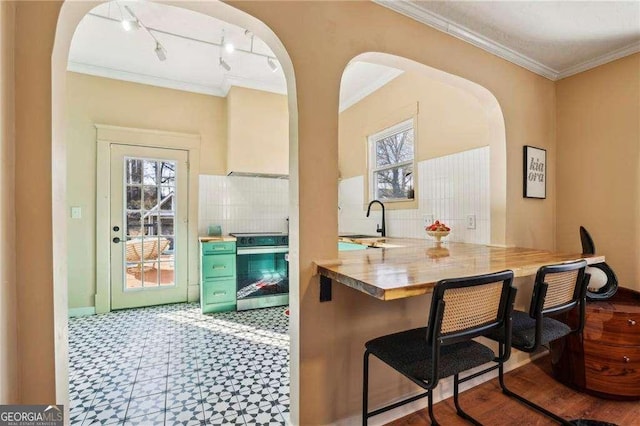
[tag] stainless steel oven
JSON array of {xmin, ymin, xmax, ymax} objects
[{"xmin": 230, "ymin": 233, "xmax": 289, "ymax": 311}]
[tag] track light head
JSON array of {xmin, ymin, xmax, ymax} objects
[
  {"xmin": 222, "ymin": 38, "xmax": 235, "ymax": 54},
  {"xmin": 121, "ymin": 19, "xmax": 139, "ymax": 31},
  {"xmin": 267, "ymin": 57, "xmax": 279, "ymax": 72},
  {"xmin": 221, "ymin": 31, "xmax": 234, "ymax": 53},
  {"xmin": 219, "ymin": 57, "xmax": 231, "ymax": 72},
  {"xmin": 155, "ymin": 42, "xmax": 166, "ymax": 61}
]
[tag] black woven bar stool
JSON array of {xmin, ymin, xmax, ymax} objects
[
  {"xmin": 489, "ymin": 259, "xmax": 590, "ymax": 426},
  {"xmin": 363, "ymin": 270, "xmax": 517, "ymax": 425}
]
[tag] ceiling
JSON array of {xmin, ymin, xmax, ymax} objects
[
  {"xmin": 67, "ymin": 1, "xmax": 640, "ymax": 106},
  {"xmin": 68, "ymin": 1, "xmax": 403, "ymax": 107},
  {"xmin": 69, "ymin": 1, "xmax": 286, "ymax": 97},
  {"xmin": 377, "ymin": 1, "xmax": 640, "ymax": 80}
]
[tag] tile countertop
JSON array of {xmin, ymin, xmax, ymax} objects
[
  {"xmin": 198, "ymin": 236, "xmax": 237, "ymax": 242},
  {"xmin": 314, "ymin": 238, "xmax": 605, "ymax": 301}
]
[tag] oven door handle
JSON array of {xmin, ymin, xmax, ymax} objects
[{"xmin": 236, "ymin": 247, "xmax": 289, "ymax": 255}]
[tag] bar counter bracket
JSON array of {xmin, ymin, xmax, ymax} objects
[{"xmin": 320, "ymin": 275, "xmax": 332, "ymax": 302}]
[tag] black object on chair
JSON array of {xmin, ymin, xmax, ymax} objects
[
  {"xmin": 490, "ymin": 260, "xmax": 590, "ymax": 426},
  {"xmin": 579, "ymin": 226, "xmax": 618, "ymax": 300},
  {"xmin": 363, "ymin": 270, "xmax": 517, "ymax": 425}
]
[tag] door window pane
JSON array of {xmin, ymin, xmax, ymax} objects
[
  {"xmin": 143, "ymin": 186, "xmax": 158, "ymax": 210},
  {"xmin": 159, "ymin": 218, "xmax": 174, "ymax": 237},
  {"xmin": 160, "ymin": 161, "xmax": 176, "ymax": 185},
  {"xmin": 126, "ymin": 212, "xmax": 141, "ymax": 237},
  {"xmin": 142, "ymin": 262, "xmax": 159, "ymax": 288},
  {"xmin": 160, "ymin": 187, "xmax": 174, "ymax": 211},
  {"xmin": 143, "ymin": 160, "xmax": 158, "ymax": 185},
  {"xmin": 123, "ymin": 157, "xmax": 177, "ymax": 291},
  {"xmin": 127, "ymin": 159, "xmax": 143, "ymax": 184},
  {"xmin": 126, "ymin": 186, "xmax": 142, "ymax": 210}
]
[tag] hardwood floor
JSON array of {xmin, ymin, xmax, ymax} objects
[{"xmin": 386, "ymin": 356, "xmax": 640, "ymax": 425}]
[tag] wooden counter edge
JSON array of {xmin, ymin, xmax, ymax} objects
[
  {"xmin": 199, "ymin": 236, "xmax": 237, "ymax": 242},
  {"xmin": 313, "ymin": 252, "xmax": 606, "ymax": 301}
]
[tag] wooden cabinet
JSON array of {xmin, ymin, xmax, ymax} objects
[
  {"xmin": 200, "ymin": 241, "xmax": 237, "ymax": 314},
  {"xmin": 550, "ymin": 287, "xmax": 640, "ymax": 399}
]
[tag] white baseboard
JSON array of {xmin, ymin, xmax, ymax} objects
[
  {"xmin": 68, "ymin": 306, "xmax": 96, "ymax": 318},
  {"xmin": 335, "ymin": 350, "xmax": 547, "ymax": 426}
]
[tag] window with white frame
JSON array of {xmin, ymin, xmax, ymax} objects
[{"xmin": 368, "ymin": 119, "xmax": 415, "ymax": 201}]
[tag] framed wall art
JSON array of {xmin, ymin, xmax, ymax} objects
[{"xmin": 523, "ymin": 145, "xmax": 546, "ymax": 199}]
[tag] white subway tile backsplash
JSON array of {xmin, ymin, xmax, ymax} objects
[
  {"xmin": 198, "ymin": 175, "xmax": 289, "ymax": 235},
  {"xmin": 338, "ymin": 147, "xmax": 491, "ymax": 243}
]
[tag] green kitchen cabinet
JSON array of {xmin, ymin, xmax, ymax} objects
[{"xmin": 200, "ymin": 241, "xmax": 237, "ymax": 313}]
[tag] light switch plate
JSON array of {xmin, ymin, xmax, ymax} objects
[
  {"xmin": 71, "ymin": 206, "xmax": 82, "ymax": 219},
  {"xmin": 466, "ymin": 214, "xmax": 476, "ymax": 229}
]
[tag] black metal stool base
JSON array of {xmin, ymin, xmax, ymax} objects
[{"xmin": 498, "ymin": 364, "xmax": 572, "ymax": 426}]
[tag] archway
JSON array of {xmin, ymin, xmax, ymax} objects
[
  {"xmin": 52, "ymin": 0, "xmax": 299, "ymax": 420},
  {"xmin": 338, "ymin": 52, "xmax": 506, "ymax": 245}
]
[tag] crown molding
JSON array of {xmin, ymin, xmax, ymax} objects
[
  {"xmin": 223, "ymin": 74, "xmax": 288, "ymax": 96},
  {"xmin": 557, "ymin": 40, "xmax": 640, "ymax": 80},
  {"xmin": 68, "ymin": 61, "xmax": 288, "ymax": 98},
  {"xmin": 339, "ymin": 68, "xmax": 404, "ymax": 112},
  {"xmin": 375, "ymin": 0, "xmax": 560, "ymax": 80},
  {"xmin": 67, "ymin": 61, "xmax": 228, "ymax": 96},
  {"xmin": 375, "ymin": 0, "xmax": 640, "ymax": 82}
]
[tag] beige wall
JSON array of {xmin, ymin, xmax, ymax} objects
[
  {"xmin": 0, "ymin": 0, "xmax": 18, "ymax": 404},
  {"xmin": 227, "ymin": 86, "xmax": 288, "ymax": 175},
  {"xmin": 556, "ymin": 53, "xmax": 640, "ymax": 291},
  {"xmin": 221, "ymin": 2, "xmax": 557, "ymax": 422},
  {"xmin": 15, "ymin": 0, "xmax": 58, "ymax": 404},
  {"xmin": 66, "ymin": 72, "xmax": 227, "ymax": 309},
  {"xmin": 339, "ymin": 70, "xmax": 491, "ymax": 180},
  {"xmin": 10, "ymin": 0, "xmax": 573, "ymax": 422}
]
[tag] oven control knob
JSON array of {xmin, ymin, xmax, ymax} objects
[
  {"xmin": 239, "ymin": 237, "xmax": 246, "ymax": 245},
  {"xmin": 248, "ymin": 237, "xmax": 255, "ymax": 245}
]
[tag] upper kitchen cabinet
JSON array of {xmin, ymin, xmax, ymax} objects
[{"xmin": 226, "ymin": 86, "xmax": 289, "ymax": 177}]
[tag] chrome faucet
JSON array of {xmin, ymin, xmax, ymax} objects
[{"xmin": 366, "ymin": 199, "xmax": 386, "ymax": 237}]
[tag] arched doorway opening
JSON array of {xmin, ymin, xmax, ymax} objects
[
  {"xmin": 52, "ymin": 0, "xmax": 299, "ymax": 422},
  {"xmin": 338, "ymin": 52, "xmax": 506, "ymax": 246}
]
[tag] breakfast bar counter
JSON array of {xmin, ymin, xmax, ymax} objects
[{"xmin": 314, "ymin": 239, "xmax": 605, "ymax": 301}]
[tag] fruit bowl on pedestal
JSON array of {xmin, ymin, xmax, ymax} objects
[{"xmin": 426, "ymin": 230, "xmax": 450, "ymax": 243}]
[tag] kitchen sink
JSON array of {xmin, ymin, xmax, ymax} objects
[
  {"xmin": 338, "ymin": 241, "xmax": 381, "ymax": 251},
  {"xmin": 338, "ymin": 234, "xmax": 381, "ymax": 239}
]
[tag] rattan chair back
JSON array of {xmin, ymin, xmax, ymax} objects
[
  {"xmin": 428, "ymin": 270, "xmax": 515, "ymax": 345},
  {"xmin": 541, "ymin": 269, "xmax": 579, "ymax": 311},
  {"xmin": 440, "ymin": 281, "xmax": 504, "ymax": 334},
  {"xmin": 530, "ymin": 260, "xmax": 588, "ymax": 317}
]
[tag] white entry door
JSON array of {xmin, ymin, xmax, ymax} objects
[{"xmin": 110, "ymin": 144, "xmax": 189, "ymax": 309}]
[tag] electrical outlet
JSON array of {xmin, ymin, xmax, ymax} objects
[
  {"xmin": 423, "ymin": 214, "xmax": 434, "ymax": 227},
  {"xmin": 466, "ymin": 214, "xmax": 476, "ymax": 229}
]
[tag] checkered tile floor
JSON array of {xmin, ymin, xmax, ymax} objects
[{"xmin": 69, "ymin": 304, "xmax": 289, "ymax": 425}]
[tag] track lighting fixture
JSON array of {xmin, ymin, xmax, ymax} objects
[
  {"xmin": 223, "ymin": 38, "xmax": 235, "ymax": 53},
  {"xmin": 116, "ymin": 2, "xmax": 139, "ymax": 31},
  {"xmin": 219, "ymin": 57, "xmax": 231, "ymax": 71},
  {"xmin": 123, "ymin": 5, "xmax": 167, "ymax": 62},
  {"xmin": 95, "ymin": 7, "xmax": 284, "ymax": 70},
  {"xmin": 121, "ymin": 18, "xmax": 139, "ymax": 31},
  {"xmin": 155, "ymin": 42, "xmax": 167, "ymax": 61},
  {"xmin": 221, "ymin": 30, "xmax": 235, "ymax": 54},
  {"xmin": 267, "ymin": 57, "xmax": 279, "ymax": 72}
]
